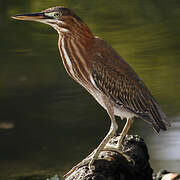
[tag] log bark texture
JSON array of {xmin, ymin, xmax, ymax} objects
[{"xmin": 65, "ymin": 134, "xmax": 153, "ymax": 180}]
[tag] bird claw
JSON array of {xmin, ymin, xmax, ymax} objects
[
  {"xmin": 88, "ymin": 159, "xmax": 95, "ymax": 171},
  {"xmin": 103, "ymin": 145, "xmax": 134, "ymax": 164},
  {"xmin": 63, "ymin": 150, "xmax": 96, "ymax": 178}
]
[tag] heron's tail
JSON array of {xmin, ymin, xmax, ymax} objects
[{"xmin": 139, "ymin": 100, "xmax": 170, "ymax": 133}]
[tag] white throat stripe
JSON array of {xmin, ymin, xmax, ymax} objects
[{"xmin": 61, "ymin": 38, "xmax": 74, "ymax": 76}]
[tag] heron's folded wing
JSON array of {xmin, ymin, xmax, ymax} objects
[{"xmin": 90, "ymin": 50, "xmax": 170, "ymax": 133}]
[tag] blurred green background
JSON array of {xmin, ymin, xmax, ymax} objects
[{"xmin": 0, "ymin": 0, "xmax": 180, "ymax": 179}]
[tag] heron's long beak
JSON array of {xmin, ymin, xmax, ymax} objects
[{"xmin": 11, "ymin": 12, "xmax": 46, "ymax": 21}]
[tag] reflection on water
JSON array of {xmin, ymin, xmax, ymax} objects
[
  {"xmin": 149, "ymin": 117, "xmax": 180, "ymax": 172},
  {"xmin": 1, "ymin": 0, "xmax": 180, "ymax": 179},
  {"xmin": 153, "ymin": 119, "xmax": 180, "ymax": 161}
]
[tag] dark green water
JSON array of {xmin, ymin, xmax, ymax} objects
[{"xmin": 1, "ymin": 0, "xmax": 180, "ymax": 179}]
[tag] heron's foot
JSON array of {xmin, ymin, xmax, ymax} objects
[
  {"xmin": 63, "ymin": 149, "xmax": 97, "ymax": 178},
  {"xmin": 105, "ymin": 134, "xmax": 123, "ymax": 149},
  {"xmin": 103, "ymin": 137, "xmax": 135, "ymax": 164},
  {"xmin": 63, "ymin": 135, "xmax": 132, "ymax": 178},
  {"xmin": 103, "ymin": 145, "xmax": 132, "ymax": 162},
  {"xmin": 63, "ymin": 157, "xmax": 90, "ymax": 178},
  {"xmin": 88, "ymin": 148, "xmax": 101, "ymax": 170}
]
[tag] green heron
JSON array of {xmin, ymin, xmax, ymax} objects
[{"xmin": 12, "ymin": 6, "xmax": 170, "ymax": 174}]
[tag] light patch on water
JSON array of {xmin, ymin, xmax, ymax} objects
[
  {"xmin": 0, "ymin": 122, "xmax": 14, "ymax": 129},
  {"xmin": 150, "ymin": 116, "xmax": 180, "ymax": 161}
]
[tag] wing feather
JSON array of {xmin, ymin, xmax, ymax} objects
[{"xmin": 90, "ymin": 41, "xmax": 170, "ymax": 132}]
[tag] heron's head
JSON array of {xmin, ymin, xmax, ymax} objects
[{"xmin": 12, "ymin": 6, "xmax": 93, "ymax": 38}]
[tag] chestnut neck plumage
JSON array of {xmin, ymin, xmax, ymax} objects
[{"xmin": 57, "ymin": 18, "xmax": 95, "ymax": 87}]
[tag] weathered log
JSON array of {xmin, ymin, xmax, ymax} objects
[{"xmin": 64, "ymin": 134, "xmax": 153, "ymax": 180}]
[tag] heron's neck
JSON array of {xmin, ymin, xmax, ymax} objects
[
  {"xmin": 58, "ymin": 21, "xmax": 94, "ymax": 40},
  {"xmin": 58, "ymin": 27, "xmax": 94, "ymax": 85},
  {"xmin": 73, "ymin": 23, "xmax": 94, "ymax": 39}
]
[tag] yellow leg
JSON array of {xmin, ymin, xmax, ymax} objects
[
  {"xmin": 117, "ymin": 118, "xmax": 134, "ymax": 148},
  {"xmin": 64, "ymin": 100, "xmax": 118, "ymax": 178},
  {"xmin": 102, "ymin": 118, "xmax": 134, "ymax": 163},
  {"xmin": 89, "ymin": 104, "xmax": 118, "ymax": 167}
]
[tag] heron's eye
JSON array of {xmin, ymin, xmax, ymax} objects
[{"xmin": 54, "ymin": 12, "xmax": 62, "ymax": 18}]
